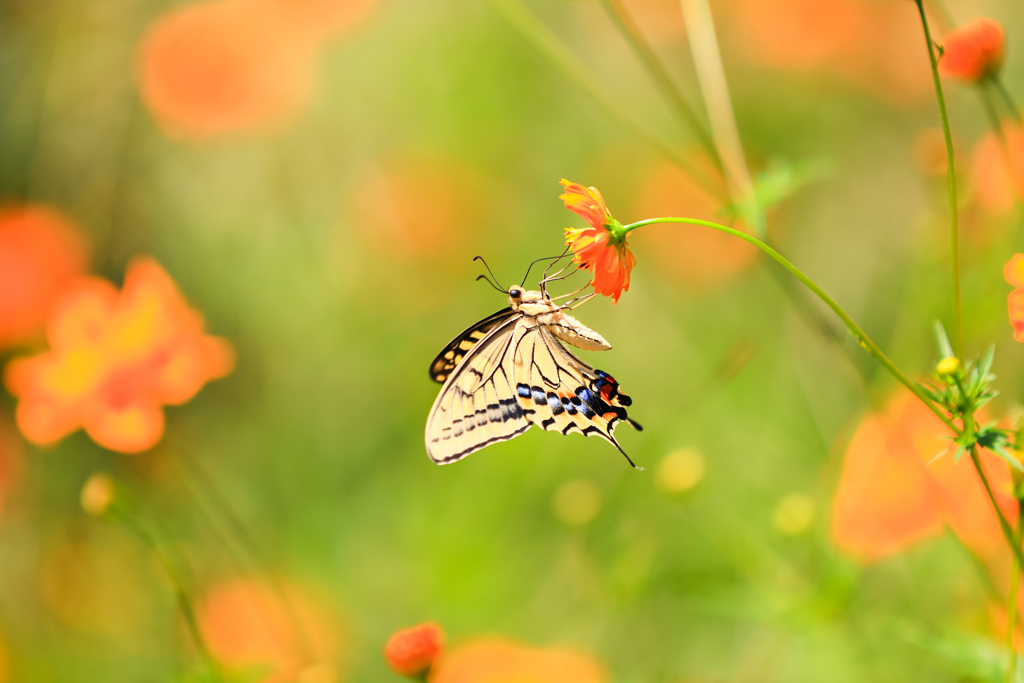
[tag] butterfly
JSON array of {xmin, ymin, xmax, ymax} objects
[{"xmin": 425, "ymin": 267, "xmax": 642, "ymax": 468}]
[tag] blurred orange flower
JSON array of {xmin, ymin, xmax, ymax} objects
[
  {"xmin": 349, "ymin": 153, "xmax": 492, "ymax": 263},
  {"xmin": 728, "ymin": 0, "xmax": 930, "ymax": 104},
  {"xmin": 430, "ymin": 638, "xmax": 607, "ymax": 683},
  {"xmin": 197, "ymin": 578, "xmax": 342, "ymax": 683},
  {"xmin": 256, "ymin": 0, "xmax": 379, "ymax": 41},
  {"xmin": 560, "ymin": 179, "xmax": 635, "ymax": 303},
  {"xmin": 383, "ymin": 622, "xmax": 444, "ymax": 677},
  {"xmin": 137, "ymin": 0, "xmax": 318, "ymax": 139},
  {"xmin": 4, "ymin": 257, "xmax": 234, "ymax": 454},
  {"xmin": 0, "ymin": 205, "xmax": 87, "ymax": 348},
  {"xmin": 631, "ymin": 161, "xmax": 757, "ymax": 288},
  {"xmin": 940, "ymin": 18, "xmax": 1005, "ymax": 82},
  {"xmin": 1004, "ymin": 254, "xmax": 1024, "ymax": 342},
  {"xmin": 971, "ymin": 123, "xmax": 1024, "ymax": 215},
  {"xmin": 831, "ymin": 390, "xmax": 1017, "ymax": 563}
]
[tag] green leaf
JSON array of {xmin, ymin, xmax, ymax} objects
[{"xmin": 933, "ymin": 321, "xmax": 955, "ymax": 360}]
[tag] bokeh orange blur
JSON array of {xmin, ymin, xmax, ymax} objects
[
  {"xmin": 137, "ymin": 0, "xmax": 318, "ymax": 139},
  {"xmin": 971, "ymin": 123, "xmax": 1024, "ymax": 216},
  {"xmin": 728, "ymin": 0, "xmax": 931, "ymax": 104},
  {"xmin": 429, "ymin": 638, "xmax": 608, "ymax": 683},
  {"xmin": 831, "ymin": 391, "xmax": 1017, "ymax": 564},
  {"xmin": 348, "ymin": 153, "xmax": 492, "ymax": 262},
  {"xmin": 4, "ymin": 257, "xmax": 234, "ymax": 453},
  {"xmin": 196, "ymin": 578, "xmax": 342, "ymax": 683},
  {"xmin": 0, "ymin": 205, "xmax": 87, "ymax": 349},
  {"xmin": 631, "ymin": 160, "xmax": 757, "ymax": 288}
]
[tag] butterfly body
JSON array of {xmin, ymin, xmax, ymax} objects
[{"xmin": 426, "ymin": 284, "xmax": 642, "ymax": 468}]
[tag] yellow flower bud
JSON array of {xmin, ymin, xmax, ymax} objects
[{"xmin": 936, "ymin": 356, "xmax": 961, "ymax": 376}]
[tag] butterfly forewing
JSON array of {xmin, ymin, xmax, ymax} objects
[
  {"xmin": 425, "ymin": 316, "xmax": 532, "ymax": 464},
  {"xmin": 429, "ymin": 308, "xmax": 514, "ymax": 384}
]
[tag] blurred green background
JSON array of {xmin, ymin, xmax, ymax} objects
[{"xmin": 2, "ymin": 0, "xmax": 1024, "ymax": 680}]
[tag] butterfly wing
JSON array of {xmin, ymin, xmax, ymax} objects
[
  {"xmin": 429, "ymin": 308, "xmax": 514, "ymax": 383},
  {"xmin": 426, "ymin": 316, "xmax": 642, "ymax": 467},
  {"xmin": 426, "ymin": 315, "xmax": 534, "ymax": 464},
  {"xmin": 513, "ymin": 325, "xmax": 642, "ymax": 467}
]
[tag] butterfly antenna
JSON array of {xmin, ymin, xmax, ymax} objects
[
  {"xmin": 475, "ymin": 274, "xmax": 507, "ymax": 293},
  {"xmin": 473, "ymin": 255, "xmax": 506, "ymax": 292},
  {"xmin": 610, "ymin": 438, "xmax": 643, "ymax": 470},
  {"xmin": 520, "ymin": 249, "xmax": 570, "ymax": 286}
]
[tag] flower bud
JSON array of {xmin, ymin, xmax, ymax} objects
[
  {"xmin": 936, "ymin": 356, "xmax": 961, "ymax": 377},
  {"xmin": 384, "ymin": 622, "xmax": 444, "ymax": 678},
  {"xmin": 80, "ymin": 473, "xmax": 116, "ymax": 517},
  {"xmin": 940, "ymin": 18, "xmax": 1005, "ymax": 82}
]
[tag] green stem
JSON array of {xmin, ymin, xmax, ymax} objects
[
  {"xmin": 622, "ymin": 216, "xmax": 960, "ymax": 434},
  {"xmin": 486, "ymin": 0, "xmax": 726, "ymax": 201},
  {"xmin": 1006, "ymin": 500, "xmax": 1023, "ymax": 683},
  {"xmin": 115, "ymin": 513, "xmax": 223, "ymax": 679},
  {"xmin": 994, "ymin": 77, "xmax": 1023, "ymax": 124},
  {"xmin": 595, "ymin": 0, "xmax": 723, "ymax": 177},
  {"xmin": 914, "ymin": 0, "xmax": 963, "ymax": 358},
  {"xmin": 969, "ymin": 447, "xmax": 1024, "ymax": 573}
]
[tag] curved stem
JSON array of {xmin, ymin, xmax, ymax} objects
[
  {"xmin": 623, "ymin": 216, "xmax": 960, "ymax": 434},
  {"xmin": 970, "ymin": 447, "xmax": 1024, "ymax": 573},
  {"xmin": 1006, "ymin": 500, "xmax": 1023, "ymax": 683},
  {"xmin": 914, "ymin": 0, "xmax": 964, "ymax": 357}
]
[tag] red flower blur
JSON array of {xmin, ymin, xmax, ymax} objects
[
  {"xmin": 560, "ymin": 179, "xmax": 635, "ymax": 304},
  {"xmin": 831, "ymin": 390, "xmax": 1017, "ymax": 563},
  {"xmin": 383, "ymin": 622, "xmax": 444, "ymax": 677},
  {"xmin": 137, "ymin": 0, "xmax": 317, "ymax": 139},
  {"xmin": 0, "ymin": 205, "xmax": 87, "ymax": 348},
  {"xmin": 429, "ymin": 638, "xmax": 607, "ymax": 683},
  {"xmin": 940, "ymin": 18, "xmax": 1005, "ymax": 82},
  {"xmin": 197, "ymin": 578, "xmax": 342, "ymax": 683},
  {"xmin": 4, "ymin": 257, "xmax": 234, "ymax": 453}
]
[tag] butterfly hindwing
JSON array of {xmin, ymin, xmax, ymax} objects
[
  {"xmin": 429, "ymin": 307, "xmax": 514, "ymax": 384},
  {"xmin": 512, "ymin": 326, "xmax": 640, "ymax": 461}
]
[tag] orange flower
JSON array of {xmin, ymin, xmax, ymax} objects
[
  {"xmin": 0, "ymin": 205, "xmax": 87, "ymax": 348},
  {"xmin": 971, "ymin": 122, "xmax": 1024, "ymax": 215},
  {"xmin": 137, "ymin": 0, "xmax": 318, "ymax": 139},
  {"xmin": 831, "ymin": 390, "xmax": 1017, "ymax": 563},
  {"xmin": 4, "ymin": 257, "xmax": 234, "ymax": 453},
  {"xmin": 197, "ymin": 578, "xmax": 342, "ymax": 683},
  {"xmin": 560, "ymin": 179, "xmax": 635, "ymax": 303},
  {"xmin": 940, "ymin": 18, "xmax": 1005, "ymax": 82},
  {"xmin": 383, "ymin": 622, "xmax": 444, "ymax": 677},
  {"xmin": 429, "ymin": 638, "xmax": 607, "ymax": 683}
]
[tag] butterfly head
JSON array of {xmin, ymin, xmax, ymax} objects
[{"xmin": 508, "ymin": 284, "xmax": 551, "ymax": 312}]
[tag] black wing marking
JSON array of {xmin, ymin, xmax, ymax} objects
[{"xmin": 428, "ymin": 307, "xmax": 515, "ymax": 384}]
